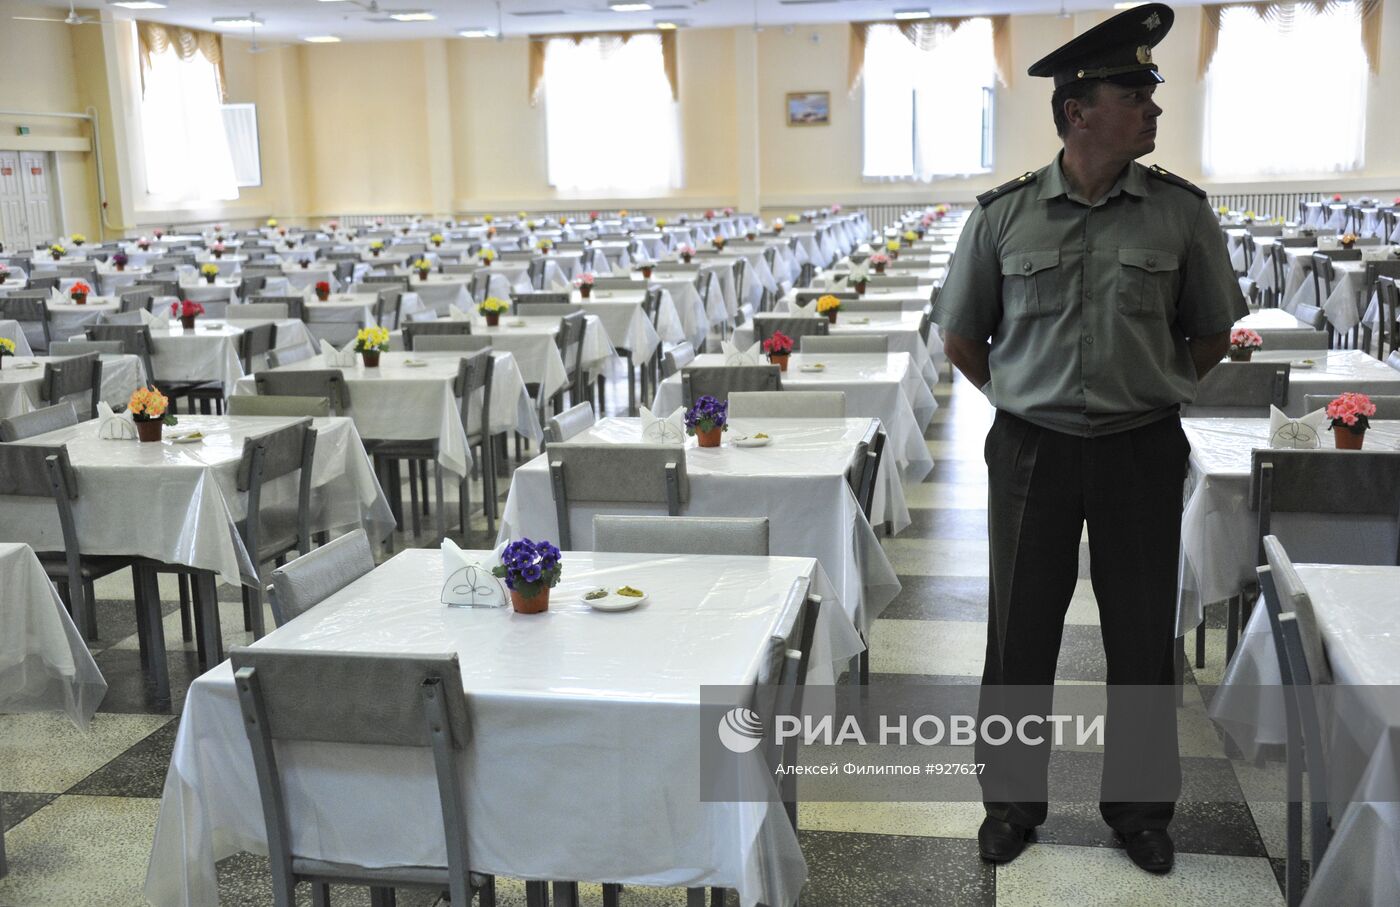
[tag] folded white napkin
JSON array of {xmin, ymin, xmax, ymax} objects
[
  {"xmin": 139, "ymin": 308, "xmax": 166, "ymax": 329},
  {"xmin": 49, "ymin": 287, "xmax": 66, "ymax": 307},
  {"xmin": 721, "ymin": 339, "xmax": 762, "ymax": 365},
  {"xmin": 319, "ymin": 338, "xmax": 359, "ymax": 367},
  {"xmin": 641, "ymin": 405, "xmax": 687, "ymax": 444},
  {"xmin": 440, "ymin": 538, "xmax": 507, "ymax": 608},
  {"xmin": 1269, "ymin": 405, "xmax": 1328, "ymax": 449},
  {"xmin": 447, "ymin": 304, "xmax": 471, "ymax": 321},
  {"xmin": 848, "ymin": 262, "xmax": 871, "ymax": 283},
  {"xmin": 791, "ymin": 299, "xmax": 816, "ymax": 317},
  {"xmin": 96, "ymin": 401, "xmax": 137, "ymax": 440}
]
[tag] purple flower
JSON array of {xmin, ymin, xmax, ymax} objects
[
  {"xmin": 492, "ymin": 537, "xmax": 563, "ymax": 593},
  {"xmin": 684, "ymin": 395, "xmax": 728, "ymax": 434}
]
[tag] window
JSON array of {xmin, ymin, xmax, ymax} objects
[
  {"xmin": 221, "ymin": 104, "xmax": 263, "ymax": 188},
  {"xmin": 1203, "ymin": 4, "xmax": 1367, "ymax": 179},
  {"xmin": 862, "ymin": 20, "xmax": 996, "ymax": 181},
  {"xmin": 543, "ymin": 35, "xmax": 682, "ymax": 194},
  {"xmin": 137, "ymin": 37, "xmax": 239, "ymax": 203}
]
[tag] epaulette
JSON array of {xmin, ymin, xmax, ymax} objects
[
  {"xmin": 977, "ymin": 172, "xmax": 1037, "ymax": 207},
  {"xmin": 1146, "ymin": 164, "xmax": 1207, "ymax": 199}
]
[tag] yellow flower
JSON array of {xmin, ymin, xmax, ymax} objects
[
  {"xmin": 1243, "ymin": 211, "xmax": 1256, "ymax": 220},
  {"xmin": 518, "ymin": 210, "xmax": 528, "ymax": 218},
  {"xmin": 478, "ymin": 296, "xmax": 510, "ymax": 314},
  {"xmin": 412, "ymin": 258, "xmax": 432, "ymax": 271},
  {"xmin": 538, "ymin": 238, "xmax": 553, "ymax": 249},
  {"xmin": 786, "ymin": 214, "xmax": 799, "ymax": 223},
  {"xmin": 885, "ymin": 239, "xmax": 901, "ymax": 252},
  {"xmin": 655, "ymin": 217, "xmax": 668, "ymax": 228},
  {"xmin": 354, "ymin": 325, "xmax": 390, "ymax": 352},
  {"xmin": 430, "ymin": 233, "xmax": 444, "ymax": 243},
  {"xmin": 816, "ymin": 294, "xmax": 842, "ymax": 313},
  {"xmin": 71, "ymin": 233, "xmax": 86, "ymax": 243},
  {"xmin": 128, "ymin": 385, "xmax": 169, "ymax": 419},
  {"xmin": 266, "ymin": 218, "xmax": 278, "ymax": 227},
  {"xmin": 903, "ymin": 230, "xmax": 918, "ymax": 242},
  {"xmin": 483, "ymin": 214, "xmax": 495, "ymax": 223},
  {"xmin": 1217, "ymin": 205, "xmax": 1229, "ymax": 215},
  {"xmin": 50, "ymin": 244, "xmax": 66, "ymax": 255},
  {"xmin": 618, "ymin": 209, "xmax": 629, "ymax": 217},
  {"xmin": 200, "ymin": 263, "xmax": 220, "ymax": 276},
  {"xmin": 0, "ymin": 337, "xmax": 15, "ymax": 356},
  {"xmin": 370, "ymin": 240, "xmax": 385, "ymax": 250},
  {"xmin": 478, "ymin": 248, "xmax": 497, "ymax": 261}
]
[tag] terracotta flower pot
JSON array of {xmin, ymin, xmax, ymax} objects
[
  {"xmin": 641, "ymin": 266, "xmax": 653, "ymax": 278},
  {"xmin": 300, "ymin": 261, "xmax": 310, "ymax": 269},
  {"xmin": 580, "ymin": 285, "xmax": 592, "ymax": 299},
  {"xmin": 769, "ymin": 353, "xmax": 789, "ymax": 372},
  {"xmin": 854, "ymin": 280, "xmax": 867, "ymax": 296},
  {"xmin": 433, "ymin": 241, "xmax": 442, "ymax": 248},
  {"xmin": 696, "ymin": 426, "xmax": 723, "ymax": 448},
  {"xmin": 874, "ymin": 262, "xmax": 886, "ymax": 274},
  {"xmin": 180, "ymin": 315, "xmax": 196, "ymax": 330},
  {"xmin": 361, "ymin": 350, "xmax": 381, "ymax": 368},
  {"xmin": 136, "ymin": 419, "xmax": 163, "ymax": 443},
  {"xmin": 372, "ymin": 250, "xmax": 381, "ymax": 257},
  {"xmin": 52, "ymin": 252, "xmax": 61, "ymax": 261},
  {"xmin": 205, "ymin": 275, "xmax": 216, "ymax": 285},
  {"xmin": 316, "ymin": 289, "xmax": 330, "ymax": 302},
  {"xmin": 485, "ymin": 312, "xmax": 500, "ymax": 327},
  {"xmin": 890, "ymin": 250, "xmax": 899, "ymax": 260},
  {"xmin": 1228, "ymin": 349, "xmax": 1254, "ymax": 362},
  {"xmin": 72, "ymin": 293, "xmax": 87, "ymax": 305},
  {"xmin": 746, "ymin": 233, "xmax": 756, "ymax": 241},
  {"xmin": 1335, "ymin": 426, "xmax": 1365, "ymax": 450},
  {"xmin": 826, "ymin": 310, "xmax": 838, "ymax": 324},
  {"xmin": 213, "ymin": 251, "xmax": 224, "ymax": 259},
  {"xmin": 681, "ymin": 254, "xmax": 692, "ymax": 264},
  {"xmin": 114, "ymin": 264, "xmax": 125, "ymax": 272},
  {"xmin": 511, "ymin": 587, "xmax": 550, "ymax": 614},
  {"xmin": 1341, "ymin": 241, "xmax": 1355, "ymax": 250}
]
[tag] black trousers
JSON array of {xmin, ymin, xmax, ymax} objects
[{"xmin": 976, "ymin": 410, "xmax": 1187, "ymax": 833}]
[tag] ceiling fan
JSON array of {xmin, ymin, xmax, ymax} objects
[
  {"xmin": 350, "ymin": 0, "xmax": 436, "ymax": 23},
  {"xmin": 12, "ymin": 0, "xmax": 109, "ymax": 26}
]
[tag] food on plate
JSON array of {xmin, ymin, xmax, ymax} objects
[
  {"xmin": 753, "ymin": 432, "xmax": 769, "ymax": 439},
  {"xmin": 584, "ymin": 589, "xmax": 609, "ymax": 601},
  {"xmin": 616, "ymin": 586, "xmax": 645, "ymax": 598}
]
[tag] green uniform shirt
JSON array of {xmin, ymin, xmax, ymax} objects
[{"xmin": 933, "ymin": 152, "xmax": 1246, "ymax": 437}]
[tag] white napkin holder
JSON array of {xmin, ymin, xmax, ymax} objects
[
  {"xmin": 319, "ymin": 338, "xmax": 359, "ymax": 367},
  {"xmin": 139, "ymin": 308, "xmax": 167, "ymax": 329},
  {"xmin": 440, "ymin": 538, "xmax": 508, "ymax": 608},
  {"xmin": 96, "ymin": 401, "xmax": 137, "ymax": 441},
  {"xmin": 49, "ymin": 287, "xmax": 67, "ymax": 307},
  {"xmin": 1316, "ymin": 235, "xmax": 1340, "ymax": 251},
  {"xmin": 1269, "ymin": 405, "xmax": 1327, "ymax": 449},
  {"xmin": 721, "ymin": 340, "xmax": 762, "ymax": 365},
  {"xmin": 641, "ymin": 405, "xmax": 687, "ymax": 444},
  {"xmin": 447, "ymin": 304, "xmax": 471, "ymax": 321},
  {"xmin": 790, "ymin": 299, "xmax": 816, "ymax": 318}
]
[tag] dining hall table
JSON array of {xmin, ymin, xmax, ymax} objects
[
  {"xmin": 1250, "ymin": 350, "xmax": 1400, "ymax": 415},
  {"xmin": 735, "ymin": 310, "xmax": 941, "ymax": 386},
  {"xmin": 0, "ymin": 353, "xmax": 147, "ymax": 419}
]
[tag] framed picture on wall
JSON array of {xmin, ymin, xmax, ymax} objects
[{"xmin": 786, "ymin": 92, "xmax": 830, "ymax": 127}]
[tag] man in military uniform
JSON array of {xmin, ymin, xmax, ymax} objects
[{"xmin": 932, "ymin": 3, "xmax": 1244, "ymax": 874}]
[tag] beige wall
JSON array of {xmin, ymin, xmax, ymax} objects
[{"xmin": 10, "ymin": 4, "xmax": 1400, "ymax": 234}]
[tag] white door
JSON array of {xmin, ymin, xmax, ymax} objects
[
  {"xmin": 0, "ymin": 151, "xmax": 62, "ymax": 253},
  {"xmin": 0, "ymin": 151, "xmax": 26, "ymax": 252}
]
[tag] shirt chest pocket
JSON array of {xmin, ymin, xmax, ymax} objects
[
  {"xmin": 1000, "ymin": 250, "xmax": 1062, "ymax": 318},
  {"xmin": 1117, "ymin": 248, "xmax": 1179, "ymax": 318}
]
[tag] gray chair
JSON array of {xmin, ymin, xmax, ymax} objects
[
  {"xmin": 593, "ymin": 515, "xmax": 769, "ymax": 556},
  {"xmin": 1387, "ymin": 350, "xmax": 1400, "ymax": 372},
  {"xmin": 1252, "ymin": 329, "xmax": 1329, "ymax": 351},
  {"xmin": 85, "ymin": 324, "xmax": 157, "ymax": 388},
  {"xmin": 40, "ymin": 352, "xmax": 103, "ymax": 420},
  {"xmin": 681, "ymin": 365, "xmax": 781, "ymax": 405},
  {"xmin": 252, "ymin": 296, "xmax": 307, "ymax": 321},
  {"xmin": 267, "ymin": 529, "xmax": 374, "ymax": 626},
  {"xmin": 403, "ymin": 320, "xmax": 472, "ymax": 350},
  {"xmin": 230, "ymin": 648, "xmax": 500, "ymax": 907},
  {"xmin": 0, "ymin": 295, "xmax": 51, "ymax": 352},
  {"xmin": 117, "ymin": 287, "xmax": 156, "ymax": 313},
  {"xmin": 0, "ymin": 400, "xmax": 78, "ymax": 442},
  {"xmin": 1302, "ymin": 393, "xmax": 1400, "ymax": 419},
  {"xmin": 753, "ymin": 316, "xmax": 828, "ymax": 343},
  {"xmin": 360, "ymin": 275, "xmax": 411, "ymax": 291},
  {"xmin": 228, "ymin": 395, "xmax": 332, "ymax": 417},
  {"xmin": 660, "ymin": 341, "xmax": 695, "ymax": 379},
  {"xmin": 255, "ymin": 370, "xmax": 350, "ymax": 415},
  {"xmin": 268, "ymin": 345, "xmax": 314, "ymax": 369},
  {"xmin": 1257, "ymin": 535, "xmax": 1333, "ymax": 907},
  {"xmin": 1183, "ymin": 361, "xmax": 1290, "ymax": 418},
  {"xmin": 23, "ymin": 276, "xmax": 59, "ymax": 292},
  {"xmin": 799, "ymin": 335, "xmax": 889, "ymax": 354},
  {"xmin": 411, "ymin": 334, "xmax": 493, "ymax": 353},
  {"xmin": 866, "ymin": 275, "xmax": 923, "ymax": 287},
  {"xmin": 49, "ymin": 339, "xmax": 125, "ymax": 357},
  {"xmin": 547, "ymin": 442, "xmax": 689, "ymax": 549},
  {"xmin": 99, "ymin": 310, "xmax": 150, "ymax": 326},
  {"xmin": 230, "ymin": 302, "xmax": 291, "ymax": 320},
  {"xmin": 1376, "ymin": 275, "xmax": 1400, "ymax": 359},
  {"xmin": 1292, "ymin": 302, "xmax": 1327, "ymax": 331},
  {"xmin": 512, "ymin": 303, "xmax": 582, "ymax": 320},
  {"xmin": 840, "ymin": 299, "xmax": 910, "ymax": 313},
  {"xmin": 545, "ymin": 402, "xmax": 595, "ymax": 445},
  {"xmin": 188, "ymin": 322, "xmax": 278, "ymax": 414},
  {"xmin": 728, "ymin": 391, "xmax": 845, "ymax": 418},
  {"xmin": 374, "ymin": 288, "xmax": 405, "ymax": 330},
  {"xmin": 513, "ymin": 291, "xmax": 572, "ymax": 305}
]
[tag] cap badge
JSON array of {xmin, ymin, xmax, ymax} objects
[
  {"xmin": 1143, "ymin": 11, "xmax": 1162, "ymax": 29},
  {"xmin": 1136, "ymin": 44, "xmax": 1152, "ymax": 64}
]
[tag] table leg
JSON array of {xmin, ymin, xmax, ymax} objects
[
  {"xmin": 196, "ymin": 571, "xmax": 223, "ymax": 667},
  {"xmin": 137, "ymin": 566, "xmax": 171, "ymax": 706}
]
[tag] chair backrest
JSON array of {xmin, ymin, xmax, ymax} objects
[
  {"xmin": 867, "ymin": 275, "xmax": 923, "ymax": 287},
  {"xmin": 661, "ymin": 341, "xmax": 695, "ymax": 379},
  {"xmin": 548, "ymin": 442, "xmax": 690, "ymax": 548},
  {"xmin": 545, "ymin": 401, "xmax": 596, "ymax": 445},
  {"xmin": 412, "ymin": 334, "xmax": 493, "ymax": 352},
  {"xmin": 40, "ymin": 352, "xmax": 102, "ymax": 418},
  {"xmin": 518, "ymin": 303, "xmax": 583, "ymax": 321},
  {"xmin": 24, "ymin": 276, "xmax": 59, "ymax": 292},
  {"xmin": 754, "ymin": 317, "xmax": 828, "ymax": 343},
  {"xmin": 374, "ymin": 287, "xmax": 404, "ymax": 330},
  {"xmin": 681, "ymin": 365, "xmax": 781, "ymax": 404},
  {"xmin": 840, "ymin": 299, "xmax": 910, "ymax": 313},
  {"xmin": 794, "ymin": 290, "xmax": 858, "ymax": 303},
  {"xmin": 1186, "ymin": 361, "xmax": 1290, "ymax": 415},
  {"xmin": 453, "ymin": 349, "xmax": 494, "ymax": 442},
  {"xmin": 360, "ymin": 275, "xmax": 411, "ymax": 290},
  {"xmin": 1388, "ymin": 350, "xmax": 1400, "ymax": 372},
  {"xmin": 231, "ymin": 302, "xmax": 290, "ymax": 320},
  {"xmin": 1292, "ymin": 302, "xmax": 1327, "ymax": 331},
  {"xmin": 403, "ymin": 320, "xmax": 472, "ymax": 349},
  {"xmin": 557, "ymin": 311, "xmax": 587, "ymax": 383},
  {"xmin": 117, "ymin": 287, "xmax": 155, "ymax": 313},
  {"xmin": 0, "ymin": 295, "xmax": 50, "ymax": 350},
  {"xmin": 589, "ymin": 277, "xmax": 640, "ymax": 290},
  {"xmin": 227, "ymin": 395, "xmax": 331, "ymax": 417},
  {"xmin": 252, "ymin": 295, "xmax": 307, "ymax": 320},
  {"xmin": 49, "ymin": 339, "xmax": 125, "ymax": 357},
  {"xmin": 0, "ymin": 401, "xmax": 78, "ymax": 442},
  {"xmin": 268, "ymin": 345, "xmax": 314, "ymax": 369},
  {"xmin": 593, "ymin": 515, "xmax": 770, "ymax": 556},
  {"xmin": 513, "ymin": 291, "xmax": 572, "ymax": 305},
  {"xmin": 1302, "ymin": 393, "xmax": 1400, "ymax": 419},
  {"xmin": 1379, "ymin": 277, "xmax": 1400, "ymax": 358},
  {"xmin": 266, "ymin": 529, "xmax": 375, "ymax": 625},
  {"xmin": 799, "ymin": 335, "xmax": 889, "ymax": 354},
  {"xmin": 254, "ymin": 369, "xmax": 349, "ymax": 413},
  {"xmin": 236, "ymin": 420, "xmax": 317, "ymax": 564},
  {"xmin": 0, "ymin": 448, "xmax": 81, "ymax": 574},
  {"xmin": 1252, "ymin": 329, "xmax": 1329, "ymax": 351},
  {"xmin": 856, "ymin": 426, "xmax": 887, "ymax": 521},
  {"xmin": 728, "ymin": 390, "xmax": 845, "ymax": 418},
  {"xmin": 1250, "ymin": 448, "xmax": 1400, "ymax": 517},
  {"xmin": 236, "ymin": 322, "xmax": 278, "ymax": 371}
]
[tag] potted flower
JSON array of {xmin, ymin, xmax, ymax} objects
[
  {"xmin": 153, "ymin": 227, "xmax": 165, "ymax": 239},
  {"xmin": 354, "ymin": 325, "xmax": 390, "ymax": 367},
  {"xmin": 172, "ymin": 299, "xmax": 205, "ymax": 329},
  {"xmin": 1331, "ymin": 193, "xmax": 1343, "ymax": 203},
  {"xmin": 0, "ymin": 264, "xmax": 9, "ymax": 284},
  {"xmin": 71, "ymin": 233, "xmax": 86, "ymax": 247},
  {"xmin": 478, "ymin": 248, "xmax": 497, "ymax": 266},
  {"xmin": 588, "ymin": 210, "xmax": 599, "ymax": 222},
  {"xmin": 279, "ymin": 228, "xmax": 289, "ymax": 239},
  {"xmin": 413, "ymin": 258, "xmax": 432, "ymax": 281},
  {"xmin": 213, "ymin": 224, "xmax": 225, "ymax": 241},
  {"xmin": 786, "ymin": 214, "xmax": 799, "ymax": 225},
  {"xmin": 831, "ymin": 204, "xmax": 842, "ymax": 214},
  {"xmin": 885, "ymin": 239, "xmax": 901, "ymax": 260},
  {"xmin": 816, "ymin": 294, "xmax": 842, "ymax": 324},
  {"xmin": 704, "ymin": 209, "xmax": 715, "ymax": 220},
  {"xmin": 70, "ymin": 281, "xmax": 92, "ymax": 305},
  {"xmin": 869, "ymin": 252, "xmax": 891, "ymax": 274},
  {"xmin": 902, "ymin": 230, "xmax": 918, "ymax": 244},
  {"xmin": 773, "ymin": 218, "xmax": 785, "ymax": 234},
  {"xmin": 745, "ymin": 230, "xmax": 756, "ymax": 241},
  {"xmin": 849, "ymin": 262, "xmax": 870, "ymax": 296},
  {"xmin": 517, "ymin": 210, "xmax": 528, "ymax": 220},
  {"xmin": 538, "ymin": 237, "xmax": 554, "ymax": 253},
  {"xmin": 315, "ymin": 280, "xmax": 331, "ymax": 302},
  {"xmin": 678, "ymin": 244, "xmax": 695, "ymax": 264},
  {"xmin": 369, "ymin": 240, "xmax": 385, "ymax": 257},
  {"xmin": 1228, "ymin": 328, "xmax": 1263, "ymax": 361},
  {"xmin": 1326, "ymin": 392, "xmax": 1377, "ymax": 450},
  {"xmin": 492, "ymin": 537, "xmax": 563, "ymax": 614},
  {"xmin": 724, "ymin": 206, "xmax": 735, "ymax": 216},
  {"xmin": 655, "ymin": 217, "xmax": 668, "ymax": 229},
  {"xmin": 112, "ymin": 252, "xmax": 129, "ymax": 272},
  {"xmin": 128, "ymin": 386, "xmax": 177, "ymax": 442},
  {"xmin": 685, "ymin": 394, "xmax": 728, "ymax": 448},
  {"xmin": 266, "ymin": 218, "xmax": 278, "ymax": 229},
  {"xmin": 1340, "ymin": 232, "xmax": 1358, "ymax": 250},
  {"xmin": 762, "ymin": 330, "xmax": 793, "ymax": 372},
  {"xmin": 137, "ymin": 237, "xmax": 151, "ymax": 251},
  {"xmin": 328, "ymin": 220, "xmax": 339, "ymax": 231},
  {"xmin": 0, "ymin": 336, "xmax": 14, "ymax": 368},
  {"xmin": 50, "ymin": 243, "xmax": 66, "ymax": 261},
  {"xmin": 477, "ymin": 296, "xmax": 511, "ymax": 327},
  {"xmin": 1243, "ymin": 210, "xmax": 1257, "ymax": 224},
  {"xmin": 711, "ymin": 236, "xmax": 726, "ymax": 251},
  {"xmin": 618, "ymin": 209, "xmax": 629, "ymax": 218},
  {"xmin": 200, "ymin": 262, "xmax": 220, "ymax": 284},
  {"xmin": 430, "ymin": 233, "xmax": 445, "ymax": 248},
  {"xmin": 638, "ymin": 262, "xmax": 655, "ymax": 279},
  {"xmin": 374, "ymin": 216, "xmax": 385, "ymax": 226},
  {"xmin": 574, "ymin": 273, "xmax": 595, "ymax": 299},
  {"xmin": 211, "ymin": 242, "xmax": 226, "ymax": 260}
]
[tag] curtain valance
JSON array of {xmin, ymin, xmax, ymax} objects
[
  {"xmin": 529, "ymin": 30, "xmax": 678, "ymax": 105},
  {"xmin": 848, "ymin": 17, "xmax": 1011, "ymax": 95},
  {"xmin": 137, "ymin": 22, "xmax": 228, "ymax": 102},
  {"xmin": 1198, "ymin": 1, "xmax": 1381, "ymax": 79}
]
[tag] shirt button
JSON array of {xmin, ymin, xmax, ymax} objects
[{"xmin": 1023, "ymin": 261, "xmax": 1033, "ymax": 272}]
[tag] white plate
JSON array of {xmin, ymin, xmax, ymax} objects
[
  {"xmin": 507, "ymin": 320, "xmax": 528, "ymax": 327},
  {"xmin": 844, "ymin": 317, "xmax": 871, "ymax": 325},
  {"xmin": 1291, "ymin": 359, "xmax": 1316, "ymax": 369},
  {"xmin": 581, "ymin": 588, "xmax": 648, "ymax": 611},
  {"xmin": 401, "ymin": 359, "xmax": 430, "ymax": 368},
  {"xmin": 11, "ymin": 361, "xmax": 39, "ymax": 370},
  {"xmin": 799, "ymin": 364, "xmax": 826, "ymax": 372},
  {"xmin": 733, "ymin": 436, "xmax": 772, "ymax": 448},
  {"xmin": 169, "ymin": 432, "xmax": 204, "ymax": 444}
]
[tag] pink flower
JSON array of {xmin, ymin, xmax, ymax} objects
[
  {"xmin": 1327, "ymin": 392, "xmax": 1376, "ymax": 428},
  {"xmin": 1229, "ymin": 328, "xmax": 1263, "ymax": 350}
]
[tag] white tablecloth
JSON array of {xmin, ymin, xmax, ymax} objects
[
  {"xmin": 296, "ymin": 293, "xmax": 377, "ymax": 346},
  {"xmin": 1176, "ymin": 418, "xmax": 1400, "ymax": 634},
  {"xmin": 0, "ymin": 319, "xmax": 34, "ymax": 356},
  {"xmin": 146, "ymin": 548, "xmax": 862, "ymax": 907},
  {"xmin": 1251, "ymin": 350, "xmax": 1400, "ymax": 415},
  {"xmin": 653, "ymin": 353, "xmax": 936, "ymax": 486},
  {"xmin": 0, "ymin": 542, "xmax": 106, "ymax": 730},
  {"xmin": 567, "ymin": 290, "xmax": 685, "ymax": 361},
  {"xmin": 0, "ymin": 353, "xmax": 147, "ymax": 419},
  {"xmin": 0, "ymin": 415, "xmax": 393, "ymax": 587},
  {"xmin": 125, "ymin": 318, "xmax": 315, "ymax": 393},
  {"xmin": 735, "ymin": 311, "xmax": 940, "ymax": 387}
]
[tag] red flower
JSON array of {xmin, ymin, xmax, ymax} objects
[
  {"xmin": 70, "ymin": 281, "xmax": 92, "ymax": 296},
  {"xmin": 1332, "ymin": 193, "xmax": 1343, "ymax": 202},
  {"xmin": 315, "ymin": 281, "xmax": 331, "ymax": 293},
  {"xmin": 170, "ymin": 300, "xmax": 206, "ymax": 318},
  {"xmin": 762, "ymin": 330, "xmax": 794, "ymax": 356}
]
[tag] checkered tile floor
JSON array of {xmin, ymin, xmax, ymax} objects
[{"xmin": 0, "ymin": 366, "xmax": 1291, "ymax": 905}]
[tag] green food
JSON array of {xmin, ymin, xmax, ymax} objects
[
  {"xmin": 616, "ymin": 586, "xmax": 645, "ymax": 598},
  {"xmin": 585, "ymin": 589, "xmax": 609, "ymax": 601}
]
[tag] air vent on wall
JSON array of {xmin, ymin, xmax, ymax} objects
[
  {"xmin": 651, "ymin": 3, "xmax": 689, "ymax": 8},
  {"xmin": 511, "ymin": 8, "xmax": 566, "ymax": 15}
]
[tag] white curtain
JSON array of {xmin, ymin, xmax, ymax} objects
[
  {"xmin": 221, "ymin": 104, "xmax": 262, "ymax": 188},
  {"xmin": 139, "ymin": 43, "xmax": 238, "ymax": 202},
  {"xmin": 862, "ymin": 21, "xmax": 994, "ymax": 182},
  {"xmin": 543, "ymin": 35, "xmax": 683, "ymax": 193},
  {"xmin": 1203, "ymin": 4, "xmax": 1367, "ymax": 179}
]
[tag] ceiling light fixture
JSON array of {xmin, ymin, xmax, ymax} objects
[
  {"xmin": 893, "ymin": 8, "xmax": 930, "ymax": 19},
  {"xmin": 213, "ymin": 14, "xmax": 264, "ymax": 27},
  {"xmin": 107, "ymin": 0, "xmax": 168, "ymax": 9},
  {"xmin": 1112, "ymin": 1, "xmax": 1144, "ymax": 7},
  {"xmin": 304, "ymin": 35, "xmax": 341, "ymax": 42},
  {"xmin": 609, "ymin": 2, "xmax": 653, "ymax": 11},
  {"xmin": 458, "ymin": 27, "xmax": 496, "ymax": 37},
  {"xmin": 389, "ymin": 10, "xmax": 437, "ymax": 20},
  {"xmin": 654, "ymin": 19, "xmax": 682, "ymax": 28}
]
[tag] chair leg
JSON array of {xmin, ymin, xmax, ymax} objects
[
  {"xmin": 711, "ymin": 887, "xmax": 725, "ymax": 907},
  {"xmin": 420, "ymin": 458, "xmax": 430, "ymax": 515},
  {"xmin": 242, "ymin": 585, "xmax": 254, "ymax": 632},
  {"xmin": 406, "ymin": 459, "xmax": 422, "ymax": 537},
  {"xmin": 687, "ymin": 887, "xmax": 708, "ymax": 907},
  {"xmin": 178, "ymin": 574, "xmax": 193, "ymax": 642},
  {"xmin": 137, "ymin": 565, "xmax": 171, "ymax": 706},
  {"xmin": 1195, "ymin": 619, "xmax": 1206, "ymax": 669},
  {"xmin": 1225, "ymin": 594, "xmax": 1240, "ymax": 662},
  {"xmin": 434, "ymin": 460, "xmax": 446, "ymax": 543},
  {"xmin": 552, "ymin": 882, "xmax": 580, "ymax": 907},
  {"xmin": 368, "ymin": 887, "xmax": 396, "ymax": 907},
  {"xmin": 310, "ymin": 882, "xmax": 331, "ymax": 907},
  {"xmin": 525, "ymin": 881, "xmax": 550, "ymax": 907},
  {"xmin": 195, "ymin": 571, "xmax": 224, "ymax": 667},
  {"xmin": 81, "ymin": 579, "xmax": 99, "ymax": 640},
  {"xmin": 478, "ymin": 875, "xmax": 497, "ymax": 907},
  {"xmin": 602, "ymin": 883, "xmax": 623, "ymax": 907},
  {"xmin": 246, "ymin": 581, "xmax": 266, "ymax": 639}
]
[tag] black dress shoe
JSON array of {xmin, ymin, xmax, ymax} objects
[
  {"xmin": 1117, "ymin": 829, "xmax": 1174, "ymax": 874},
  {"xmin": 978, "ymin": 817, "xmax": 1031, "ymax": 863}
]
